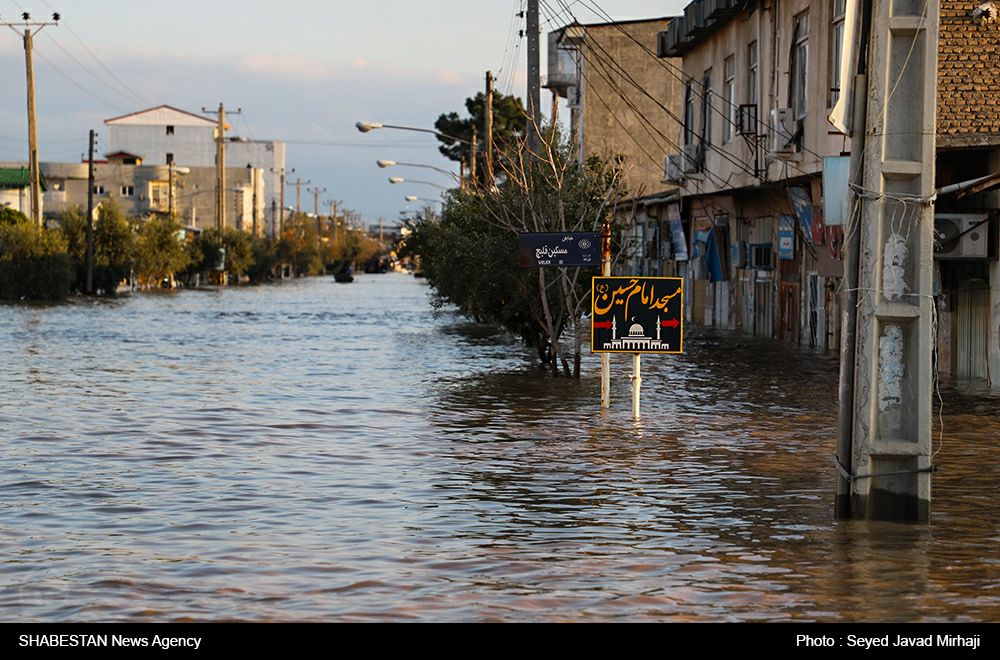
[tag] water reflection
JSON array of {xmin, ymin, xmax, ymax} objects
[{"xmin": 1, "ymin": 274, "xmax": 998, "ymax": 621}]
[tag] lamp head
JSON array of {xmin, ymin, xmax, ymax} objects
[
  {"xmin": 376, "ymin": 160, "xmax": 396, "ymax": 168},
  {"xmin": 356, "ymin": 121, "xmax": 383, "ymax": 133},
  {"xmin": 388, "ymin": 177, "xmax": 404, "ymax": 184}
]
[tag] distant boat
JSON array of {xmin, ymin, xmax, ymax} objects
[{"xmin": 334, "ymin": 266, "xmax": 354, "ymax": 283}]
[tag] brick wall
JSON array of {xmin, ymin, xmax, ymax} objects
[{"xmin": 938, "ymin": 1, "xmax": 1000, "ymax": 146}]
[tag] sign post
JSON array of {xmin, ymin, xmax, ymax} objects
[{"xmin": 591, "ymin": 276, "xmax": 684, "ymax": 419}]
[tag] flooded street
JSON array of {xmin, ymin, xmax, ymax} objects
[{"xmin": 2, "ymin": 273, "xmax": 999, "ymax": 622}]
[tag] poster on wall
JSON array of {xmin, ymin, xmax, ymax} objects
[
  {"xmin": 787, "ymin": 186, "xmax": 814, "ymax": 242},
  {"xmin": 666, "ymin": 203, "xmax": 688, "ymax": 262},
  {"xmin": 778, "ymin": 215, "xmax": 796, "ymax": 260}
]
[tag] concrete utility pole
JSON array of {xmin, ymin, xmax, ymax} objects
[
  {"xmin": 470, "ymin": 132, "xmax": 478, "ymax": 187},
  {"xmin": 202, "ymin": 103, "xmax": 241, "ymax": 232},
  {"xmin": 86, "ymin": 129, "xmax": 95, "ymax": 294},
  {"xmin": 526, "ymin": 0, "xmax": 541, "ymax": 155},
  {"xmin": 308, "ymin": 186, "xmax": 326, "ymax": 238},
  {"xmin": 839, "ymin": 0, "xmax": 940, "ymax": 522},
  {"xmin": 272, "ymin": 167, "xmax": 292, "ymax": 237},
  {"xmin": 485, "ymin": 70, "xmax": 494, "ymax": 184},
  {"xmin": 3, "ymin": 13, "xmax": 59, "ymax": 227},
  {"xmin": 289, "ymin": 177, "xmax": 310, "ymax": 216}
]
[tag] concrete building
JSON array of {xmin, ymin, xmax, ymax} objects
[
  {"xmin": 103, "ymin": 105, "xmax": 286, "ymax": 235},
  {"xmin": 546, "ymin": 17, "xmax": 684, "ymax": 278},
  {"xmin": 38, "ymin": 155, "xmax": 265, "ymax": 234},
  {"xmin": 649, "ymin": 0, "xmax": 1000, "ymax": 386},
  {"xmin": 0, "ymin": 166, "xmax": 39, "ymax": 217}
]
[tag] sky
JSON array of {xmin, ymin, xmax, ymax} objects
[{"xmin": 0, "ymin": 0, "xmax": 686, "ymax": 223}]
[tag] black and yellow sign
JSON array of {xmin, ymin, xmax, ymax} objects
[{"xmin": 591, "ymin": 276, "xmax": 684, "ymax": 354}]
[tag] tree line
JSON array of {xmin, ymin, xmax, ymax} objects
[{"xmin": 0, "ymin": 202, "xmax": 381, "ymax": 301}]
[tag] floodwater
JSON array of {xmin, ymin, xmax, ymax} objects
[{"xmin": 1, "ymin": 273, "xmax": 998, "ymax": 622}]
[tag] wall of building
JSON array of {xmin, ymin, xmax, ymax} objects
[{"xmin": 577, "ymin": 20, "xmax": 682, "ymax": 197}]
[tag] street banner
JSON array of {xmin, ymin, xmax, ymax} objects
[
  {"xmin": 518, "ymin": 232, "xmax": 600, "ymax": 267},
  {"xmin": 591, "ymin": 276, "xmax": 683, "ymax": 354}
]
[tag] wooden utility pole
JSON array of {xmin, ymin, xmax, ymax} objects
[
  {"xmin": 85, "ymin": 129, "xmax": 95, "ymax": 294},
  {"xmin": 272, "ymin": 167, "xmax": 292, "ymax": 237},
  {"xmin": 202, "ymin": 103, "xmax": 241, "ymax": 232},
  {"xmin": 839, "ymin": 0, "xmax": 940, "ymax": 521},
  {"xmin": 485, "ymin": 70, "xmax": 494, "ymax": 184},
  {"xmin": 3, "ymin": 14, "xmax": 59, "ymax": 226},
  {"xmin": 526, "ymin": 0, "xmax": 541, "ymax": 155}
]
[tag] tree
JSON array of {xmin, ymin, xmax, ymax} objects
[
  {"xmin": 412, "ymin": 127, "xmax": 628, "ymax": 376},
  {"xmin": 0, "ymin": 212, "xmax": 71, "ymax": 300},
  {"xmin": 92, "ymin": 200, "xmax": 136, "ymax": 295},
  {"xmin": 434, "ymin": 91, "xmax": 527, "ymax": 180},
  {"xmin": 135, "ymin": 216, "xmax": 190, "ymax": 288}
]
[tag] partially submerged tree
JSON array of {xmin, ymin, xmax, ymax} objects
[
  {"xmin": 434, "ymin": 91, "xmax": 527, "ymax": 180},
  {"xmin": 413, "ymin": 127, "xmax": 628, "ymax": 376}
]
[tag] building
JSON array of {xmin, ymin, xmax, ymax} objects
[
  {"xmin": 647, "ymin": 0, "xmax": 1000, "ymax": 385},
  {"xmin": 546, "ymin": 17, "xmax": 684, "ymax": 277},
  {"xmin": 0, "ymin": 166, "xmax": 42, "ymax": 217},
  {"xmin": 39, "ymin": 155, "xmax": 264, "ymax": 234},
  {"xmin": 103, "ymin": 105, "xmax": 286, "ymax": 235}
]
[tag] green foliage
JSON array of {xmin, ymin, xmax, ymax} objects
[
  {"xmin": 0, "ymin": 207, "xmax": 29, "ymax": 226},
  {"xmin": 247, "ymin": 236, "xmax": 279, "ymax": 283},
  {"xmin": 0, "ymin": 218, "xmax": 72, "ymax": 301},
  {"xmin": 135, "ymin": 216, "xmax": 190, "ymax": 288},
  {"xmin": 434, "ymin": 91, "xmax": 527, "ymax": 179},
  {"xmin": 410, "ymin": 127, "xmax": 628, "ymax": 373},
  {"xmin": 92, "ymin": 201, "xmax": 136, "ymax": 295}
]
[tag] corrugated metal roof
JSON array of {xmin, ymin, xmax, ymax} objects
[{"xmin": 0, "ymin": 167, "xmax": 47, "ymax": 191}]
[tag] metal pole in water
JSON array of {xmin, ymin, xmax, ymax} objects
[
  {"xmin": 600, "ymin": 214, "xmax": 612, "ymax": 408},
  {"xmin": 631, "ymin": 353, "xmax": 641, "ymax": 420}
]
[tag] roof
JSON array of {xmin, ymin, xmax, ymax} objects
[
  {"xmin": 105, "ymin": 151, "xmax": 143, "ymax": 160},
  {"xmin": 937, "ymin": 1, "xmax": 1000, "ymax": 147},
  {"xmin": 104, "ymin": 105, "xmax": 219, "ymax": 128},
  {"xmin": 0, "ymin": 167, "xmax": 47, "ymax": 192}
]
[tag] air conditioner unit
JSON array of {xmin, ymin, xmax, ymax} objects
[
  {"xmin": 768, "ymin": 108, "xmax": 796, "ymax": 158},
  {"xmin": 934, "ymin": 214, "xmax": 989, "ymax": 259},
  {"xmin": 681, "ymin": 142, "xmax": 704, "ymax": 174},
  {"xmin": 665, "ymin": 154, "xmax": 684, "ymax": 183}
]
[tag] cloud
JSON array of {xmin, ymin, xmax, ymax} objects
[{"xmin": 238, "ymin": 54, "xmax": 340, "ymax": 82}]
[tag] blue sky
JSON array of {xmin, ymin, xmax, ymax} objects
[{"xmin": 0, "ymin": 0, "xmax": 685, "ymax": 221}]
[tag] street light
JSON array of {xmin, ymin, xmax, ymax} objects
[
  {"xmin": 388, "ymin": 177, "xmax": 446, "ymax": 191},
  {"xmin": 377, "ymin": 159, "xmax": 456, "ymax": 179},
  {"xmin": 356, "ymin": 120, "xmax": 473, "ymax": 146}
]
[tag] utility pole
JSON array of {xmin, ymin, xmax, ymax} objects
[
  {"xmin": 3, "ymin": 13, "xmax": 59, "ymax": 227},
  {"xmin": 526, "ymin": 0, "xmax": 541, "ymax": 155},
  {"xmin": 202, "ymin": 103, "xmax": 241, "ymax": 232},
  {"xmin": 272, "ymin": 166, "xmax": 293, "ymax": 237},
  {"xmin": 470, "ymin": 132, "xmax": 478, "ymax": 187},
  {"xmin": 86, "ymin": 129, "xmax": 95, "ymax": 294},
  {"xmin": 289, "ymin": 177, "xmax": 310, "ymax": 216},
  {"xmin": 308, "ymin": 186, "xmax": 326, "ymax": 238},
  {"xmin": 838, "ymin": 0, "xmax": 940, "ymax": 522},
  {"xmin": 250, "ymin": 167, "xmax": 258, "ymax": 237},
  {"xmin": 168, "ymin": 160, "xmax": 175, "ymax": 219},
  {"xmin": 485, "ymin": 70, "xmax": 494, "ymax": 184}
]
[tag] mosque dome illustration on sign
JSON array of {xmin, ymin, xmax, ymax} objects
[{"xmin": 603, "ymin": 316, "xmax": 666, "ymax": 351}]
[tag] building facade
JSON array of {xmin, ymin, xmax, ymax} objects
[
  {"xmin": 104, "ymin": 105, "xmax": 286, "ymax": 236},
  {"xmin": 648, "ymin": 0, "xmax": 1000, "ymax": 385}
]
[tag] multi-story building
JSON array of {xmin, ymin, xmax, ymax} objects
[
  {"xmin": 40, "ymin": 154, "xmax": 264, "ymax": 234},
  {"xmin": 103, "ymin": 105, "xmax": 286, "ymax": 235},
  {"xmin": 654, "ymin": 0, "xmax": 1000, "ymax": 384},
  {"xmin": 546, "ymin": 17, "xmax": 684, "ymax": 276}
]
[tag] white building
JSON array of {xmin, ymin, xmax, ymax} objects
[{"xmin": 104, "ymin": 105, "xmax": 286, "ymax": 236}]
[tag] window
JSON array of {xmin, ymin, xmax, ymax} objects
[
  {"xmin": 701, "ymin": 69, "xmax": 713, "ymax": 146},
  {"xmin": 166, "ymin": 125, "xmax": 175, "ymax": 135},
  {"xmin": 93, "ymin": 185, "xmax": 106, "ymax": 196},
  {"xmin": 684, "ymin": 82, "xmax": 696, "ymax": 146},
  {"xmin": 792, "ymin": 12, "xmax": 809, "ymax": 120},
  {"xmin": 166, "ymin": 153, "xmax": 174, "ymax": 165},
  {"xmin": 748, "ymin": 41, "xmax": 759, "ymax": 106},
  {"xmin": 723, "ymin": 55, "xmax": 735, "ymax": 143},
  {"xmin": 150, "ymin": 181, "xmax": 169, "ymax": 210},
  {"xmin": 830, "ymin": 0, "xmax": 846, "ymax": 107},
  {"xmin": 120, "ymin": 185, "xmax": 134, "ymax": 197}
]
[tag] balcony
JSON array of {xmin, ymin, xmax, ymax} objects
[{"xmin": 657, "ymin": 17, "xmax": 689, "ymax": 57}]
